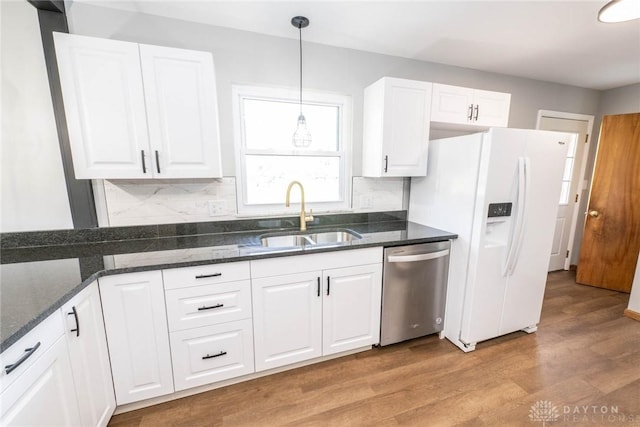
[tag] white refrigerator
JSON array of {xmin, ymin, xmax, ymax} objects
[{"xmin": 409, "ymin": 128, "xmax": 570, "ymax": 352}]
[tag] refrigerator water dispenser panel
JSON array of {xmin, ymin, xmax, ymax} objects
[{"xmin": 487, "ymin": 202, "xmax": 512, "ymax": 217}]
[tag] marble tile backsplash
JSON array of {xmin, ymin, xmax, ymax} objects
[{"xmin": 102, "ymin": 177, "xmax": 405, "ymax": 226}]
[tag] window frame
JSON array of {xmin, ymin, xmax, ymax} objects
[{"xmin": 232, "ymin": 84, "xmax": 352, "ymax": 215}]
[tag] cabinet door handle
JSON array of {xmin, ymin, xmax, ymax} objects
[
  {"xmin": 67, "ymin": 306, "xmax": 80, "ymax": 337},
  {"xmin": 327, "ymin": 276, "xmax": 331, "ymax": 296},
  {"xmin": 4, "ymin": 342, "xmax": 41, "ymax": 374},
  {"xmin": 141, "ymin": 150, "xmax": 147, "ymax": 173},
  {"xmin": 202, "ymin": 351, "xmax": 227, "ymax": 360},
  {"xmin": 317, "ymin": 277, "xmax": 321, "ymax": 297},
  {"xmin": 195, "ymin": 272, "xmax": 222, "ymax": 279},
  {"xmin": 155, "ymin": 150, "xmax": 161, "ymax": 174},
  {"xmin": 468, "ymin": 104, "xmax": 474, "ymax": 120},
  {"xmin": 384, "ymin": 155, "xmax": 389, "ymax": 173},
  {"xmin": 474, "ymin": 105, "xmax": 479, "ymax": 121},
  {"xmin": 198, "ymin": 303, "xmax": 224, "ymax": 311}
]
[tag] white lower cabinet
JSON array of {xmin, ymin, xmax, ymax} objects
[
  {"xmin": 0, "ymin": 313, "xmax": 82, "ymax": 426},
  {"xmin": 163, "ymin": 262, "xmax": 254, "ymax": 392},
  {"xmin": 170, "ymin": 319, "xmax": 254, "ymax": 391},
  {"xmin": 62, "ymin": 281, "xmax": 116, "ymax": 427},
  {"xmin": 252, "ymin": 271, "xmax": 323, "ymax": 372},
  {"xmin": 322, "ymin": 264, "xmax": 383, "ymax": 356},
  {"xmin": 99, "ymin": 271, "xmax": 174, "ymax": 405},
  {"xmin": 251, "ymin": 248, "xmax": 383, "ymax": 372}
]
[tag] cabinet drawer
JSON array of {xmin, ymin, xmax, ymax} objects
[
  {"xmin": 0, "ymin": 311, "xmax": 64, "ymax": 394},
  {"xmin": 165, "ymin": 280, "xmax": 251, "ymax": 331},
  {"xmin": 170, "ymin": 319, "xmax": 254, "ymax": 391},
  {"xmin": 163, "ymin": 262, "xmax": 250, "ymax": 290}
]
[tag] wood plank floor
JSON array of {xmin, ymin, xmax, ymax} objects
[{"xmin": 109, "ymin": 271, "xmax": 640, "ymax": 426}]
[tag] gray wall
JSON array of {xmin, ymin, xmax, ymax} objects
[
  {"xmin": 66, "ymin": 3, "xmax": 601, "ymax": 178},
  {"xmin": 570, "ymin": 83, "xmax": 640, "ymax": 264},
  {"xmin": 1, "ymin": 1, "xmax": 73, "ymax": 232}
]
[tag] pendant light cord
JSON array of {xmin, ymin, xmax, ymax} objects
[{"xmin": 298, "ymin": 24, "xmax": 303, "ymax": 114}]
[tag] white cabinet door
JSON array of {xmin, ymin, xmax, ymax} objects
[
  {"xmin": 363, "ymin": 77, "xmax": 432, "ymax": 177},
  {"xmin": 53, "ymin": 32, "xmax": 150, "ymax": 179},
  {"xmin": 252, "ymin": 271, "xmax": 322, "ymax": 372},
  {"xmin": 140, "ymin": 45, "xmax": 222, "ymax": 178},
  {"xmin": 0, "ymin": 336, "xmax": 81, "ymax": 427},
  {"xmin": 472, "ymin": 89, "xmax": 511, "ymax": 127},
  {"xmin": 322, "ymin": 264, "xmax": 383, "ymax": 356},
  {"xmin": 431, "ymin": 83, "xmax": 510, "ymax": 129},
  {"xmin": 62, "ymin": 282, "xmax": 115, "ymax": 427},
  {"xmin": 430, "ymin": 84, "xmax": 475, "ymax": 125},
  {"xmin": 170, "ymin": 319, "xmax": 254, "ymax": 391},
  {"xmin": 99, "ymin": 271, "xmax": 174, "ymax": 404}
]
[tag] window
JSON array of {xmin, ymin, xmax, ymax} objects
[
  {"xmin": 559, "ymin": 134, "xmax": 578, "ymax": 205},
  {"xmin": 232, "ymin": 85, "xmax": 351, "ymax": 214}
]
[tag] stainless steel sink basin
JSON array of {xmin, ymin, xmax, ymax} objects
[
  {"xmin": 258, "ymin": 229, "xmax": 362, "ymax": 248},
  {"xmin": 307, "ymin": 230, "xmax": 362, "ymax": 244},
  {"xmin": 260, "ymin": 234, "xmax": 314, "ymax": 247}
]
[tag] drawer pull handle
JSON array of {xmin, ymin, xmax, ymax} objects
[
  {"xmin": 195, "ymin": 273, "xmax": 222, "ymax": 279},
  {"xmin": 68, "ymin": 306, "xmax": 80, "ymax": 337},
  {"xmin": 202, "ymin": 351, "xmax": 227, "ymax": 360},
  {"xmin": 198, "ymin": 303, "xmax": 224, "ymax": 311},
  {"xmin": 5, "ymin": 342, "xmax": 41, "ymax": 374}
]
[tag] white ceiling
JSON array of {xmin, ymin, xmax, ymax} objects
[{"xmin": 72, "ymin": 0, "xmax": 640, "ymax": 90}]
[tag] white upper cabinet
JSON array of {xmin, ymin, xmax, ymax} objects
[
  {"xmin": 139, "ymin": 44, "xmax": 221, "ymax": 178},
  {"xmin": 54, "ymin": 33, "xmax": 149, "ymax": 179},
  {"xmin": 431, "ymin": 83, "xmax": 511, "ymax": 129},
  {"xmin": 54, "ymin": 32, "xmax": 222, "ymax": 179},
  {"xmin": 362, "ymin": 77, "xmax": 432, "ymax": 177}
]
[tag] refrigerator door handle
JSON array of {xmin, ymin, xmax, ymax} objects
[
  {"xmin": 503, "ymin": 157, "xmax": 529, "ymax": 276},
  {"xmin": 387, "ymin": 249, "xmax": 450, "ymax": 263}
]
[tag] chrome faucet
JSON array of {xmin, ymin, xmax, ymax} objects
[{"xmin": 285, "ymin": 180, "xmax": 314, "ymax": 231}]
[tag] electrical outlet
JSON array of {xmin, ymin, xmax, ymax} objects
[{"xmin": 208, "ymin": 200, "xmax": 227, "ymax": 217}]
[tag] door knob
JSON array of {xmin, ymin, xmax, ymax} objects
[{"xmin": 588, "ymin": 210, "xmax": 600, "ymax": 218}]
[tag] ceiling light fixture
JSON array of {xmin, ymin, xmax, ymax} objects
[
  {"xmin": 291, "ymin": 16, "xmax": 311, "ymax": 148},
  {"xmin": 598, "ymin": 0, "xmax": 640, "ymax": 22}
]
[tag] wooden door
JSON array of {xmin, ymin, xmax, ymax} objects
[{"xmin": 577, "ymin": 113, "xmax": 640, "ymax": 292}]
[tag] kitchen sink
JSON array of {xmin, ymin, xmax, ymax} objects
[
  {"xmin": 258, "ymin": 229, "xmax": 362, "ymax": 248},
  {"xmin": 307, "ymin": 230, "xmax": 362, "ymax": 244},
  {"xmin": 260, "ymin": 234, "xmax": 314, "ymax": 247}
]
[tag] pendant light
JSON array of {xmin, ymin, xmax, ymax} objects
[
  {"xmin": 291, "ymin": 16, "xmax": 312, "ymax": 148},
  {"xmin": 598, "ymin": 0, "xmax": 640, "ymax": 22}
]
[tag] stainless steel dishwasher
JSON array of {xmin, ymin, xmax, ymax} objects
[{"xmin": 380, "ymin": 241, "xmax": 451, "ymax": 346}]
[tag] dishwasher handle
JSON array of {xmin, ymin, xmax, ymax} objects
[{"xmin": 387, "ymin": 249, "xmax": 450, "ymax": 263}]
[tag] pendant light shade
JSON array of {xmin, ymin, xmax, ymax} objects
[
  {"xmin": 291, "ymin": 16, "xmax": 311, "ymax": 148},
  {"xmin": 598, "ymin": 0, "xmax": 640, "ymax": 22}
]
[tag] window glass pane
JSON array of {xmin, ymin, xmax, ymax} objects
[
  {"xmin": 567, "ymin": 136, "xmax": 578, "ymax": 158},
  {"xmin": 245, "ymin": 155, "xmax": 340, "ymax": 205},
  {"xmin": 563, "ymin": 158, "xmax": 574, "ymax": 181},
  {"xmin": 559, "ymin": 181, "xmax": 570, "ymax": 205},
  {"xmin": 243, "ymin": 99, "xmax": 339, "ymax": 151}
]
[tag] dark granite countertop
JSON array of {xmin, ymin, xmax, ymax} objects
[{"xmin": 0, "ymin": 211, "xmax": 456, "ymax": 352}]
